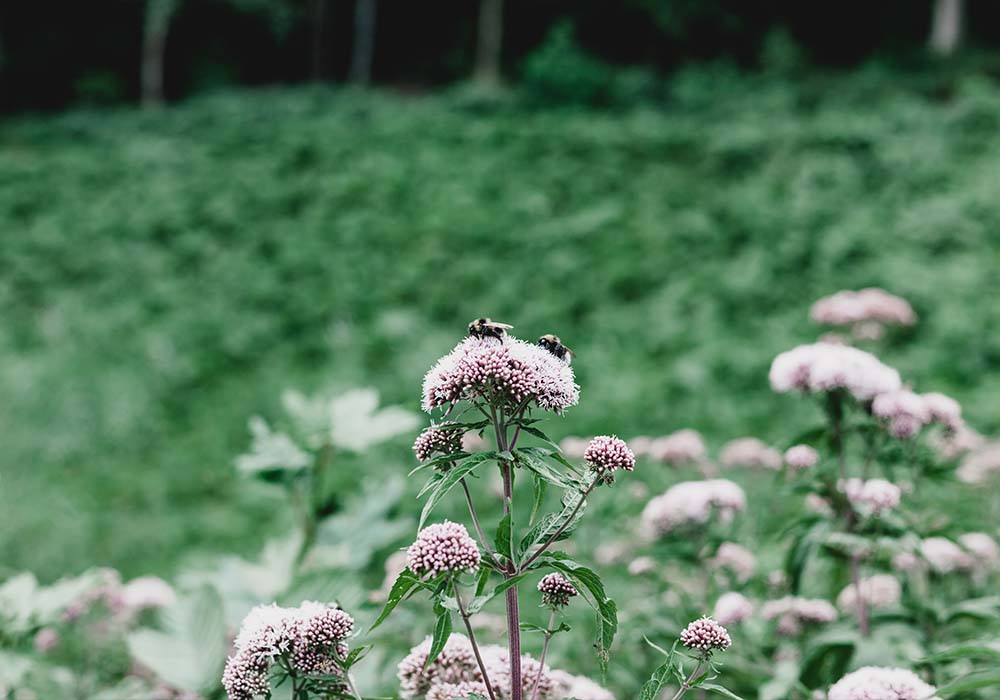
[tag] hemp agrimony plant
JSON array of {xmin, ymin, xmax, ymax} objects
[{"xmin": 373, "ymin": 326, "xmax": 628, "ymax": 700}]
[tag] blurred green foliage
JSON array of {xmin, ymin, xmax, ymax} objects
[{"xmin": 1, "ymin": 65, "xmax": 999, "ymax": 586}]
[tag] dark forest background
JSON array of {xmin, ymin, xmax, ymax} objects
[{"xmin": 1, "ymin": 0, "xmax": 996, "ymax": 113}]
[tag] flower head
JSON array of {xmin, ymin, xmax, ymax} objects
[
  {"xmin": 426, "ymin": 681, "xmax": 490, "ymax": 700},
  {"xmin": 584, "ymin": 435, "xmax": 635, "ymax": 484},
  {"xmin": 648, "ymin": 429, "xmax": 706, "ymax": 466},
  {"xmin": 538, "ymin": 573, "xmax": 578, "ymax": 608},
  {"xmin": 827, "ymin": 666, "xmax": 938, "ymax": 700},
  {"xmin": 762, "ymin": 596, "xmax": 837, "ymax": 636},
  {"xmin": 640, "ymin": 480, "xmax": 746, "ymax": 537},
  {"xmin": 920, "ymin": 537, "xmax": 974, "ymax": 574},
  {"xmin": 840, "ymin": 478, "xmax": 901, "ymax": 516},
  {"xmin": 710, "ymin": 542, "xmax": 756, "ymax": 583},
  {"xmin": 407, "ymin": 521, "xmax": 481, "ymax": 578},
  {"xmin": 413, "ymin": 422, "xmax": 465, "ymax": 463},
  {"xmin": 713, "ymin": 592, "xmax": 753, "ymax": 626},
  {"xmin": 810, "ymin": 288, "xmax": 916, "ymax": 328},
  {"xmin": 769, "ymin": 342, "xmax": 901, "ymax": 401},
  {"xmin": 679, "ymin": 617, "xmax": 732, "ymax": 654},
  {"xmin": 721, "ymin": 437, "xmax": 782, "ymax": 471},
  {"xmin": 959, "ymin": 532, "xmax": 1000, "ymax": 568},
  {"xmin": 549, "ymin": 671, "xmax": 615, "ymax": 700},
  {"xmin": 422, "ymin": 336, "xmax": 579, "ymax": 414},
  {"xmin": 836, "ymin": 574, "xmax": 901, "ymax": 613},
  {"xmin": 784, "ymin": 445, "xmax": 819, "ymax": 471},
  {"xmin": 223, "ymin": 602, "xmax": 354, "ymax": 700},
  {"xmin": 397, "ymin": 634, "xmax": 480, "ymax": 699}
]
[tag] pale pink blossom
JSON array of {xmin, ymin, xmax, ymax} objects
[
  {"xmin": 414, "ymin": 422, "xmax": 465, "ymax": 462},
  {"xmin": 627, "ymin": 556, "xmax": 656, "ymax": 576},
  {"xmin": 836, "ymin": 574, "xmax": 901, "ymax": 612},
  {"xmin": 680, "ymin": 617, "xmax": 731, "ymax": 653},
  {"xmin": 407, "ymin": 521, "xmax": 481, "ymax": 578},
  {"xmin": 785, "ymin": 444, "xmax": 819, "ymax": 471},
  {"xmin": 559, "ymin": 436, "xmax": 591, "ymax": 459},
  {"xmin": 710, "ymin": 543, "xmax": 756, "ymax": 583},
  {"xmin": 549, "ymin": 671, "xmax": 615, "ymax": 700},
  {"xmin": 770, "ymin": 343, "xmax": 901, "ymax": 401},
  {"xmin": 920, "ymin": 537, "xmax": 974, "ymax": 574},
  {"xmin": 805, "ymin": 493, "xmax": 834, "ymax": 517},
  {"xmin": 422, "ymin": 336, "xmax": 579, "ymax": 414},
  {"xmin": 640, "ymin": 480, "xmax": 746, "ymax": 537},
  {"xmin": 827, "ymin": 666, "xmax": 938, "ymax": 700},
  {"xmin": 720, "ymin": 437, "xmax": 782, "ymax": 471},
  {"xmin": 840, "ymin": 478, "xmax": 901, "ymax": 515},
  {"xmin": 762, "ymin": 596, "xmax": 837, "ymax": 635},
  {"xmin": 537, "ymin": 573, "xmax": 578, "ymax": 608},
  {"xmin": 713, "ymin": 592, "xmax": 754, "ymax": 625},
  {"xmin": 956, "ymin": 441, "xmax": 1000, "ymax": 484},
  {"xmin": 810, "ymin": 288, "xmax": 916, "ymax": 328},
  {"xmin": 958, "ymin": 533, "xmax": 1000, "ymax": 568},
  {"xmin": 33, "ymin": 628, "xmax": 59, "ymax": 653},
  {"xmin": 648, "ymin": 430, "xmax": 707, "ymax": 466},
  {"xmin": 121, "ymin": 576, "xmax": 176, "ymax": 611},
  {"xmin": 584, "ymin": 435, "xmax": 635, "ymax": 484}
]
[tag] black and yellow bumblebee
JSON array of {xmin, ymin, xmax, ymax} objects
[
  {"xmin": 538, "ymin": 334, "xmax": 574, "ymax": 364},
  {"xmin": 468, "ymin": 317, "xmax": 513, "ymax": 339}
]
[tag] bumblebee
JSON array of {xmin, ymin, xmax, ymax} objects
[
  {"xmin": 468, "ymin": 317, "xmax": 513, "ymax": 339},
  {"xmin": 538, "ymin": 334, "xmax": 574, "ymax": 364}
]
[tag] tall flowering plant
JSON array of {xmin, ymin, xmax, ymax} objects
[{"xmin": 373, "ymin": 327, "xmax": 630, "ymax": 700}]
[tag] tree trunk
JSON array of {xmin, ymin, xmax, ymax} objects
[
  {"xmin": 929, "ymin": 0, "xmax": 963, "ymax": 56},
  {"xmin": 141, "ymin": 0, "xmax": 178, "ymax": 107},
  {"xmin": 311, "ymin": 0, "xmax": 328, "ymax": 81},
  {"xmin": 474, "ymin": 0, "xmax": 503, "ymax": 85},
  {"xmin": 348, "ymin": 0, "xmax": 377, "ymax": 85}
]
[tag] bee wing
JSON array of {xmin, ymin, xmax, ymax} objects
[{"xmin": 495, "ymin": 322, "xmax": 514, "ymax": 329}]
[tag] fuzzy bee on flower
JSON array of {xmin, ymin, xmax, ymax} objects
[
  {"xmin": 467, "ymin": 317, "xmax": 513, "ymax": 340},
  {"xmin": 537, "ymin": 334, "xmax": 574, "ymax": 364}
]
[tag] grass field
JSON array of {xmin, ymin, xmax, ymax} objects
[{"xmin": 2, "ymin": 65, "xmax": 999, "ymax": 590}]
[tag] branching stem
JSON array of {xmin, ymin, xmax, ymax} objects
[{"xmin": 454, "ymin": 581, "xmax": 498, "ymax": 700}]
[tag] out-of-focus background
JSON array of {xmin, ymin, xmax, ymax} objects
[{"xmin": 1, "ymin": 1, "xmax": 999, "ymax": 697}]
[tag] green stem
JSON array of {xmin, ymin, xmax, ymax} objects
[
  {"xmin": 529, "ymin": 610, "xmax": 558, "ymax": 700},
  {"xmin": 669, "ymin": 659, "xmax": 706, "ymax": 700}
]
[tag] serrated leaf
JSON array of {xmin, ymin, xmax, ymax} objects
[
  {"xmin": 370, "ymin": 569, "xmax": 420, "ymax": 631},
  {"xmin": 529, "ymin": 475, "xmax": 546, "ymax": 526},
  {"xmin": 518, "ymin": 490, "xmax": 586, "ymax": 558},
  {"xmin": 418, "ymin": 452, "xmax": 497, "ymax": 530},
  {"xmin": 495, "ymin": 513, "xmax": 513, "ymax": 562},
  {"xmin": 425, "ymin": 608, "xmax": 453, "ymax": 669},
  {"xmin": 640, "ymin": 650, "xmax": 676, "ymax": 700}
]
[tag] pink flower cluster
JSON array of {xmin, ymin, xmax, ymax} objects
[
  {"xmin": 784, "ymin": 444, "xmax": 819, "ymax": 471},
  {"xmin": 679, "ymin": 616, "xmax": 732, "ymax": 654},
  {"xmin": 872, "ymin": 390, "xmax": 962, "ymax": 438},
  {"xmin": 710, "ymin": 542, "xmax": 756, "ymax": 583},
  {"xmin": 421, "ymin": 336, "xmax": 579, "ymax": 414},
  {"xmin": 840, "ymin": 478, "xmax": 901, "ymax": 516},
  {"xmin": 713, "ymin": 592, "xmax": 754, "ymax": 625},
  {"xmin": 61, "ymin": 569, "xmax": 176, "ymax": 623},
  {"xmin": 810, "ymin": 288, "xmax": 917, "ymax": 328},
  {"xmin": 538, "ymin": 573, "xmax": 578, "ymax": 608},
  {"xmin": 584, "ymin": 435, "xmax": 636, "ymax": 484},
  {"xmin": 720, "ymin": 437, "xmax": 782, "ymax": 471},
  {"xmin": 645, "ymin": 429, "xmax": 707, "ymax": 465},
  {"xmin": 549, "ymin": 671, "xmax": 616, "ymax": 700},
  {"xmin": 956, "ymin": 440, "xmax": 1000, "ymax": 484},
  {"xmin": 836, "ymin": 574, "xmax": 901, "ymax": 612},
  {"xmin": 920, "ymin": 537, "xmax": 974, "ymax": 574},
  {"xmin": 397, "ymin": 633, "xmax": 604, "ymax": 700},
  {"xmin": 640, "ymin": 479, "xmax": 746, "ymax": 537},
  {"xmin": 827, "ymin": 666, "xmax": 939, "ymax": 700},
  {"xmin": 761, "ymin": 597, "xmax": 837, "ymax": 635},
  {"xmin": 769, "ymin": 342, "xmax": 901, "ymax": 401},
  {"xmin": 413, "ymin": 422, "xmax": 465, "ymax": 463},
  {"xmin": 958, "ymin": 532, "xmax": 1000, "ymax": 568},
  {"xmin": 407, "ymin": 521, "xmax": 481, "ymax": 578},
  {"xmin": 223, "ymin": 602, "xmax": 354, "ymax": 700}
]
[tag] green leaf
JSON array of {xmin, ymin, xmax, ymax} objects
[
  {"xmin": 639, "ymin": 643, "xmax": 677, "ymax": 700},
  {"xmin": 518, "ymin": 490, "xmax": 586, "ymax": 558},
  {"xmin": 495, "ymin": 512, "xmax": 513, "ymax": 562},
  {"xmin": 410, "ymin": 451, "xmax": 469, "ymax": 476},
  {"xmin": 125, "ymin": 586, "xmax": 228, "ymax": 693},
  {"xmin": 370, "ymin": 568, "xmax": 420, "ymax": 631},
  {"xmin": 541, "ymin": 555, "xmax": 617, "ymax": 674},
  {"xmin": 936, "ymin": 670, "xmax": 1000, "ymax": 697},
  {"xmin": 517, "ymin": 448, "xmax": 574, "ymax": 488},
  {"xmin": 920, "ymin": 643, "xmax": 1000, "ymax": 664},
  {"xmin": 529, "ymin": 475, "xmax": 547, "ymax": 526},
  {"xmin": 418, "ymin": 452, "xmax": 497, "ymax": 530},
  {"xmin": 468, "ymin": 573, "xmax": 529, "ymax": 614},
  {"xmin": 425, "ymin": 607, "xmax": 453, "ymax": 669},
  {"xmin": 700, "ymin": 683, "xmax": 746, "ymax": 700},
  {"xmin": 514, "ymin": 424, "xmax": 561, "ymax": 452}
]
